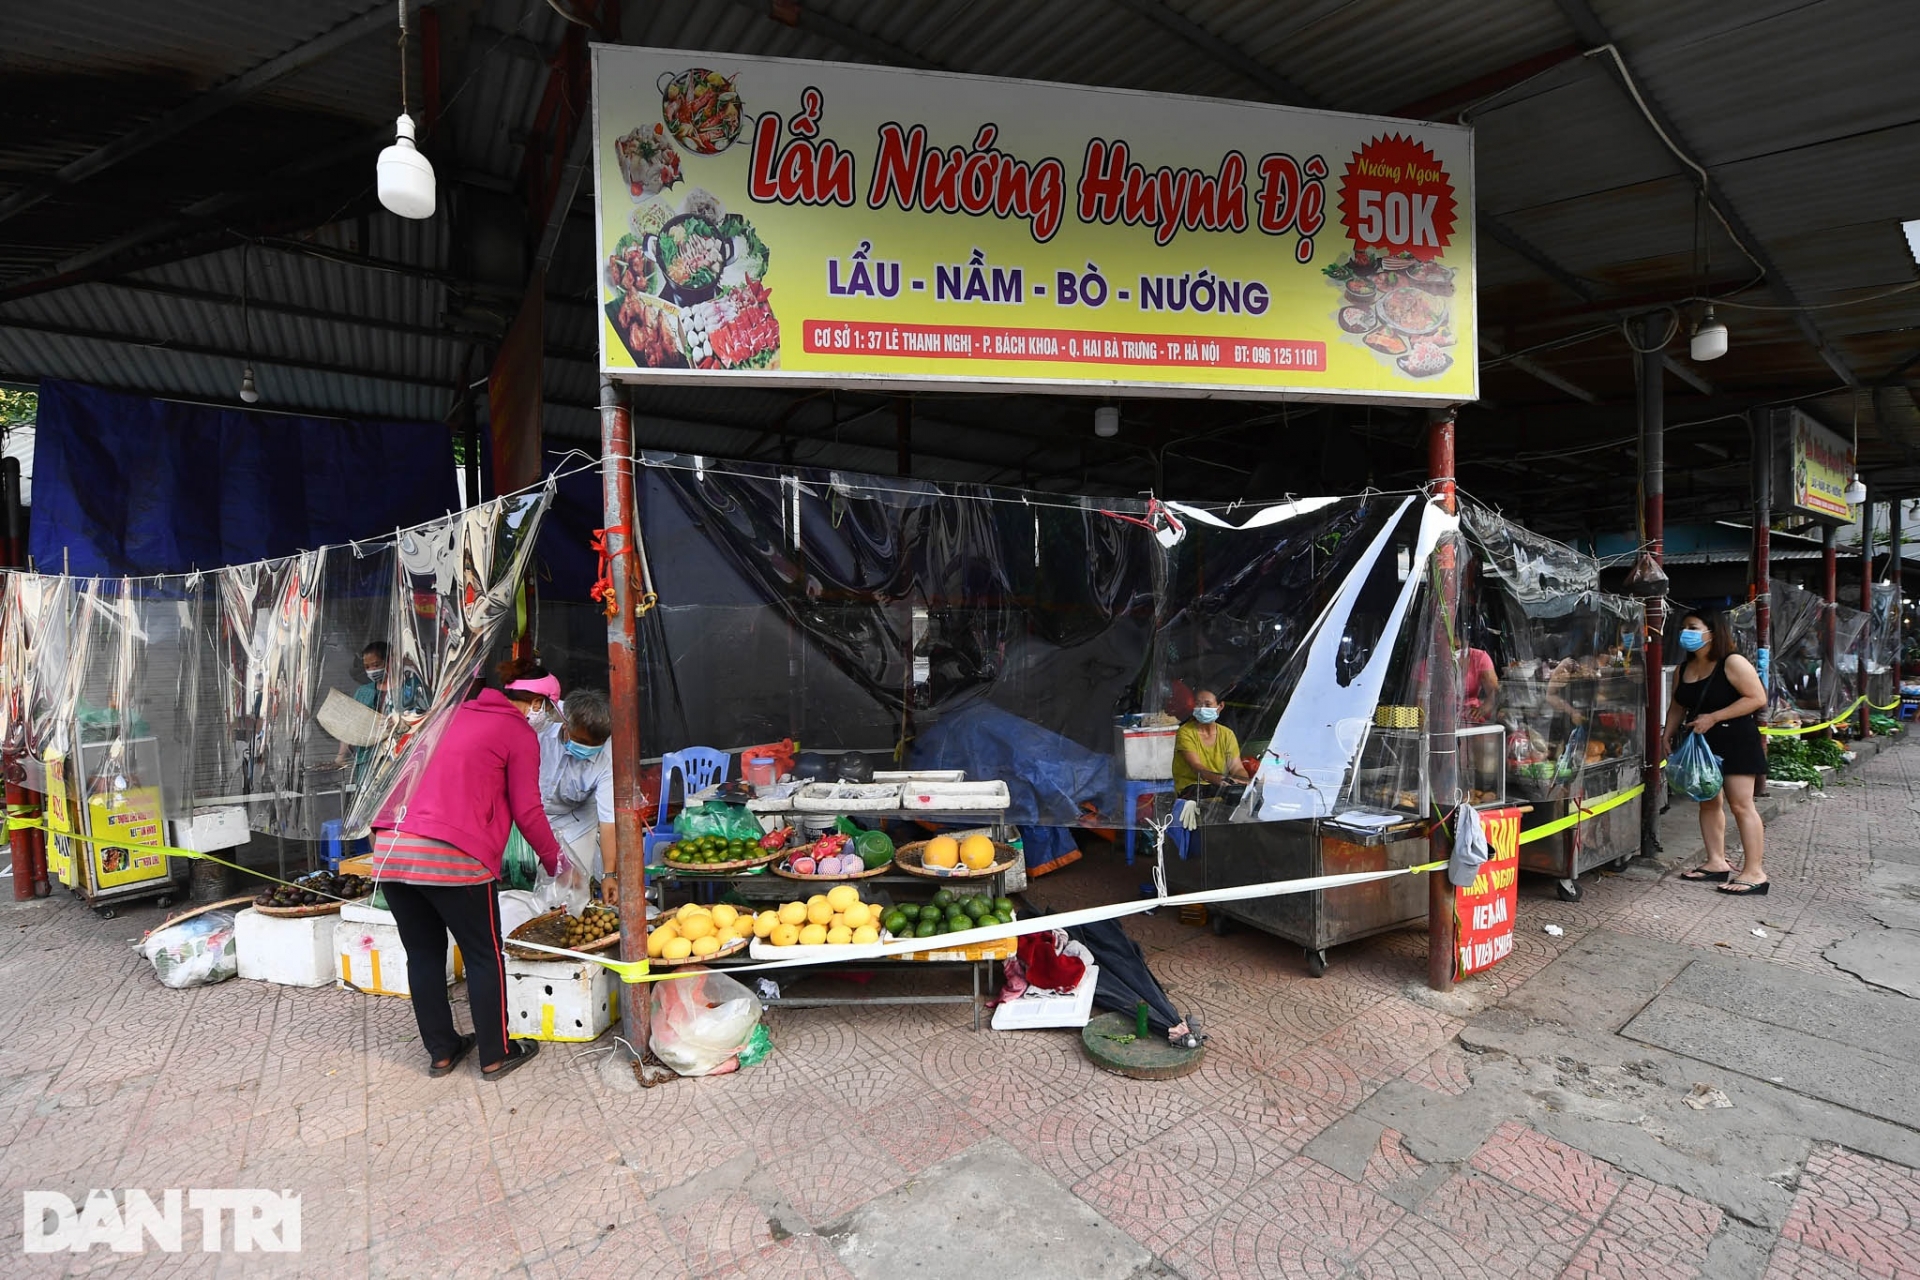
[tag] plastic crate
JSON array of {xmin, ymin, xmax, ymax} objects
[{"xmin": 321, "ymin": 819, "xmax": 372, "ymax": 872}]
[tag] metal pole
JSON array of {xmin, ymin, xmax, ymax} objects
[
  {"xmin": 1, "ymin": 456, "xmax": 21, "ymax": 569},
  {"xmin": 600, "ymin": 379, "xmax": 650, "ymax": 1057},
  {"xmin": 1860, "ymin": 486, "xmax": 1873, "ymax": 736},
  {"xmin": 1638, "ymin": 314, "xmax": 1665, "ymax": 856},
  {"xmin": 1893, "ymin": 494, "xmax": 1904, "ymax": 708},
  {"xmin": 1824, "ymin": 524, "xmax": 1839, "ymax": 717},
  {"xmin": 1425, "ymin": 408, "xmax": 1459, "ymax": 993}
]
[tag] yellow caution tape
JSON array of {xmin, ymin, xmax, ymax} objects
[
  {"xmin": 1758, "ymin": 695, "xmax": 1901, "ymax": 737},
  {"xmin": 6, "ymin": 814, "xmax": 358, "ymax": 902},
  {"xmin": 1516, "ymin": 784, "xmax": 1644, "ymax": 844}
]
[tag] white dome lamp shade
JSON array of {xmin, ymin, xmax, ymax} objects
[
  {"xmin": 377, "ymin": 114, "xmax": 435, "ymax": 220},
  {"xmin": 1094, "ymin": 405, "xmax": 1120, "ymax": 438},
  {"xmin": 1689, "ymin": 305, "xmax": 1728, "ymax": 362},
  {"xmin": 238, "ymin": 366, "xmax": 259, "ymax": 404},
  {"xmin": 1844, "ymin": 473, "xmax": 1868, "ymax": 507}
]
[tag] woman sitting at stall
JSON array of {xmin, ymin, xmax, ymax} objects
[
  {"xmin": 537, "ymin": 688, "xmax": 617, "ymax": 901},
  {"xmin": 1172, "ymin": 689, "xmax": 1249, "ymax": 798},
  {"xmin": 1664, "ymin": 609, "xmax": 1770, "ymax": 895},
  {"xmin": 371, "ymin": 660, "xmax": 566, "ymax": 1079}
]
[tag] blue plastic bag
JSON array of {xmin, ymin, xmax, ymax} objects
[{"xmin": 1666, "ymin": 731, "xmax": 1724, "ymax": 802}]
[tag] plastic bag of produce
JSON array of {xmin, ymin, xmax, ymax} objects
[
  {"xmin": 853, "ymin": 829, "xmax": 895, "ymax": 870},
  {"xmin": 534, "ymin": 848, "xmax": 591, "ymax": 916},
  {"xmin": 1666, "ymin": 731, "xmax": 1724, "ymax": 802},
  {"xmin": 673, "ymin": 802, "xmax": 764, "ymax": 844},
  {"xmin": 139, "ymin": 911, "xmax": 238, "ymax": 989},
  {"xmin": 649, "ymin": 969, "xmax": 763, "ymax": 1077},
  {"xmin": 502, "ymin": 826, "xmax": 540, "ymax": 892}
]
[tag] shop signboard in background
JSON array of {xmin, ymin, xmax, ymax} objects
[
  {"xmin": 1780, "ymin": 409, "xmax": 1854, "ymax": 522},
  {"xmin": 85, "ymin": 786, "xmax": 169, "ymax": 890},
  {"xmin": 1454, "ymin": 807, "xmax": 1521, "ymax": 980},
  {"xmin": 592, "ymin": 46, "xmax": 1476, "ymax": 404}
]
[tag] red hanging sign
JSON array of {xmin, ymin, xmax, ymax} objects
[{"xmin": 1454, "ymin": 806, "xmax": 1522, "ymax": 981}]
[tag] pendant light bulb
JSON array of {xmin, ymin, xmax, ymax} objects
[
  {"xmin": 1844, "ymin": 473, "xmax": 1867, "ymax": 507},
  {"xmin": 1094, "ymin": 405, "xmax": 1120, "ymax": 438},
  {"xmin": 1689, "ymin": 305, "xmax": 1728, "ymax": 362},
  {"xmin": 239, "ymin": 365, "xmax": 259, "ymax": 404},
  {"xmin": 377, "ymin": 114, "xmax": 436, "ymax": 220}
]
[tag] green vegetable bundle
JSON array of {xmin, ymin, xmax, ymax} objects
[
  {"xmin": 1805, "ymin": 737, "xmax": 1846, "ymax": 769},
  {"xmin": 1869, "ymin": 713, "xmax": 1900, "ymax": 735}
]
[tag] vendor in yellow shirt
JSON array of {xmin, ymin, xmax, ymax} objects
[{"xmin": 1172, "ymin": 689, "xmax": 1251, "ymax": 797}]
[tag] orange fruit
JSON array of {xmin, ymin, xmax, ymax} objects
[
  {"xmin": 711, "ymin": 904, "xmax": 739, "ymax": 929},
  {"xmin": 924, "ymin": 836, "xmax": 960, "ymax": 869},
  {"xmin": 843, "ymin": 902, "xmax": 873, "ymax": 929},
  {"xmin": 806, "ymin": 898, "xmax": 834, "ymax": 927},
  {"xmin": 754, "ymin": 911, "xmax": 779, "ymax": 938},
  {"xmin": 826, "ymin": 884, "xmax": 860, "ymax": 911},
  {"xmin": 691, "ymin": 936, "xmax": 721, "ymax": 957},
  {"xmin": 679, "ymin": 915, "xmax": 717, "ymax": 941},
  {"xmin": 960, "ymin": 835, "xmax": 995, "ymax": 869},
  {"xmin": 770, "ymin": 923, "xmax": 800, "ymax": 947},
  {"xmin": 645, "ymin": 928, "xmax": 671, "ymax": 958},
  {"xmin": 777, "ymin": 901, "xmax": 807, "ymax": 927},
  {"xmin": 799, "ymin": 923, "xmax": 829, "ymax": 946},
  {"xmin": 662, "ymin": 937, "xmax": 693, "ymax": 961},
  {"xmin": 852, "ymin": 924, "xmax": 880, "ymax": 944}
]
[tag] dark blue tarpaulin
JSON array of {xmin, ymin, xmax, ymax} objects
[{"xmin": 29, "ymin": 379, "xmax": 459, "ymax": 577}]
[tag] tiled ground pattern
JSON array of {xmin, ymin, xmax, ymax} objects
[{"xmin": 1, "ymin": 744, "xmax": 1916, "ymax": 1277}]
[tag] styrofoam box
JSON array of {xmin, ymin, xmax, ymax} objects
[
  {"xmin": 236, "ymin": 908, "xmax": 335, "ymax": 987},
  {"xmin": 506, "ymin": 956, "xmax": 618, "ymax": 1042},
  {"xmin": 173, "ymin": 806, "xmax": 251, "ymax": 854},
  {"xmin": 334, "ymin": 918, "xmax": 460, "ymax": 998},
  {"xmin": 1116, "ymin": 725, "xmax": 1177, "ymax": 780},
  {"xmin": 900, "ymin": 780, "xmax": 1010, "ymax": 811},
  {"xmin": 992, "ymin": 965, "xmax": 1100, "ymax": 1031}
]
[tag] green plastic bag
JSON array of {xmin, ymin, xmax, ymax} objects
[
  {"xmin": 673, "ymin": 802, "xmax": 765, "ymax": 844},
  {"xmin": 853, "ymin": 829, "xmax": 895, "ymax": 870},
  {"xmin": 737, "ymin": 1023, "xmax": 774, "ymax": 1069},
  {"xmin": 502, "ymin": 826, "xmax": 540, "ymax": 891}
]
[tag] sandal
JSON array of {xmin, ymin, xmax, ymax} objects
[
  {"xmin": 482, "ymin": 1039, "xmax": 541, "ymax": 1080},
  {"xmin": 1679, "ymin": 868, "xmax": 1731, "ymax": 882},
  {"xmin": 429, "ymin": 1034, "xmax": 476, "ymax": 1078},
  {"xmin": 1716, "ymin": 878, "xmax": 1769, "ymax": 896}
]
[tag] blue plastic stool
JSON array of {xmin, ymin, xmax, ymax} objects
[
  {"xmin": 321, "ymin": 820, "xmax": 371, "ymax": 872},
  {"xmin": 1124, "ymin": 779, "xmax": 1177, "ymax": 865}
]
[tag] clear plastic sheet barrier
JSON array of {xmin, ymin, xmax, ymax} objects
[{"xmin": 0, "ymin": 490, "xmax": 550, "ymax": 841}]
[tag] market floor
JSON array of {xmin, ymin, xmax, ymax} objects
[{"xmin": 5, "ymin": 743, "xmax": 1920, "ymax": 1279}]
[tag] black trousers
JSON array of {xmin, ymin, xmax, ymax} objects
[{"xmin": 382, "ymin": 880, "xmax": 512, "ymax": 1068}]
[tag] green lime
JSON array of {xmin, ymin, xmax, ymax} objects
[
  {"xmin": 993, "ymin": 897, "xmax": 1013, "ymax": 915},
  {"xmin": 882, "ymin": 911, "xmax": 908, "ymax": 935},
  {"xmin": 897, "ymin": 903, "xmax": 921, "ymax": 921},
  {"xmin": 914, "ymin": 919, "xmax": 937, "ymax": 938},
  {"xmin": 993, "ymin": 910, "xmax": 1013, "ymax": 926},
  {"xmin": 963, "ymin": 897, "xmax": 988, "ymax": 919},
  {"xmin": 931, "ymin": 888, "xmax": 954, "ymax": 908}
]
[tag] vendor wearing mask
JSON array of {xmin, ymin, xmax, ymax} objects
[
  {"xmin": 1172, "ymin": 689, "xmax": 1249, "ymax": 797},
  {"xmin": 537, "ymin": 689, "xmax": 617, "ymax": 902},
  {"xmin": 334, "ymin": 641, "xmax": 426, "ymax": 779}
]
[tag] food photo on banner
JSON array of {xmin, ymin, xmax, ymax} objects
[{"xmin": 591, "ymin": 45, "xmax": 1476, "ymax": 403}]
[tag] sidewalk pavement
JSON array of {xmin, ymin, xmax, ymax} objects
[{"xmin": 2, "ymin": 740, "xmax": 1917, "ymax": 1278}]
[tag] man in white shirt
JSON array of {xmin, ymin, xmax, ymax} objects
[{"xmin": 536, "ymin": 688, "xmax": 616, "ymax": 896}]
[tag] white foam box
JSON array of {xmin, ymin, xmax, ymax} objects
[
  {"xmin": 235, "ymin": 908, "xmax": 335, "ymax": 987},
  {"xmin": 1116, "ymin": 725, "xmax": 1178, "ymax": 780},
  {"xmin": 991, "ymin": 964, "xmax": 1100, "ymax": 1031},
  {"xmin": 505, "ymin": 956, "xmax": 619, "ymax": 1042},
  {"xmin": 172, "ymin": 806, "xmax": 251, "ymax": 853},
  {"xmin": 334, "ymin": 902, "xmax": 462, "ymax": 998}
]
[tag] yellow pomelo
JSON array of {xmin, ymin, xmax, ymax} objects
[
  {"xmin": 777, "ymin": 901, "xmax": 808, "ymax": 926},
  {"xmin": 924, "ymin": 836, "xmax": 960, "ymax": 868},
  {"xmin": 799, "ymin": 923, "xmax": 829, "ymax": 946},
  {"xmin": 960, "ymin": 835, "xmax": 996, "ymax": 869},
  {"xmin": 826, "ymin": 884, "xmax": 860, "ymax": 911},
  {"xmin": 663, "ymin": 937, "xmax": 693, "ymax": 961}
]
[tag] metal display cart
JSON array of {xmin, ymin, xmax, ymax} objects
[
  {"xmin": 1503, "ymin": 668, "xmax": 1645, "ymax": 900},
  {"xmin": 50, "ymin": 735, "xmax": 179, "ymax": 917}
]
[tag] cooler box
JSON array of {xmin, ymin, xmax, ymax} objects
[
  {"xmin": 505, "ymin": 956, "xmax": 619, "ymax": 1042},
  {"xmin": 236, "ymin": 908, "xmax": 334, "ymax": 987},
  {"xmin": 335, "ymin": 899, "xmax": 462, "ymax": 997},
  {"xmin": 991, "ymin": 965, "xmax": 1099, "ymax": 1031},
  {"xmin": 1116, "ymin": 724, "xmax": 1178, "ymax": 780}
]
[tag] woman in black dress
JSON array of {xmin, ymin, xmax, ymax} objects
[{"xmin": 1663, "ymin": 609, "xmax": 1771, "ymax": 894}]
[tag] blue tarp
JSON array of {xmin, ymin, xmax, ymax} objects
[{"xmin": 30, "ymin": 379, "xmax": 458, "ymax": 577}]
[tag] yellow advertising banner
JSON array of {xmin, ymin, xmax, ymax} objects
[
  {"xmin": 592, "ymin": 46, "xmax": 1476, "ymax": 404},
  {"xmin": 85, "ymin": 786, "xmax": 170, "ymax": 890},
  {"xmin": 43, "ymin": 752, "xmax": 75, "ymax": 886},
  {"xmin": 1786, "ymin": 409, "xmax": 1854, "ymax": 522}
]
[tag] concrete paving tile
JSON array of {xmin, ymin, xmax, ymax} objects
[
  {"xmin": 1560, "ymin": 1226, "xmax": 1703, "ymax": 1279},
  {"xmin": 1469, "ymin": 1120, "xmax": 1626, "ymax": 1222},
  {"xmin": 702, "ymin": 1233, "xmax": 855, "ymax": 1280},
  {"xmin": 371, "ymin": 1201, "xmax": 526, "ymax": 1278},
  {"xmin": 859, "ymin": 1093, "xmax": 991, "ymax": 1176},
  {"xmin": 653, "ymin": 1187, "xmax": 778, "ymax": 1276},
  {"xmin": 1598, "ymin": 1177, "xmax": 1723, "ymax": 1266},
  {"xmin": 1071, "ymin": 1108, "xmax": 1281, "ymax": 1255},
  {"xmin": 991, "ymin": 1087, "xmax": 1195, "ymax": 1187},
  {"xmin": 1415, "ymin": 1165, "xmax": 1589, "ymax": 1276}
]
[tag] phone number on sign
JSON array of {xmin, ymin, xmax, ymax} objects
[{"xmin": 803, "ymin": 321, "xmax": 1326, "ymax": 370}]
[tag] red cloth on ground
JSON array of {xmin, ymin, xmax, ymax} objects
[{"xmin": 1017, "ymin": 931, "xmax": 1086, "ymax": 993}]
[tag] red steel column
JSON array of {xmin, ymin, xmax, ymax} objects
[
  {"xmin": 1639, "ymin": 316, "xmax": 1665, "ymax": 854},
  {"xmin": 1824, "ymin": 524, "xmax": 1839, "ymax": 716},
  {"xmin": 1892, "ymin": 495, "xmax": 1904, "ymax": 708},
  {"xmin": 1751, "ymin": 410, "xmax": 1771, "ymax": 690},
  {"xmin": 1426, "ymin": 408, "xmax": 1459, "ymax": 993},
  {"xmin": 601, "ymin": 379, "xmax": 649, "ymax": 1052}
]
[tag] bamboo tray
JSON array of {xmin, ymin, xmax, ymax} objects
[
  {"xmin": 655, "ymin": 847, "xmax": 783, "ymax": 875},
  {"xmin": 771, "ymin": 842, "xmax": 894, "ymax": 881},
  {"xmin": 894, "ymin": 839, "xmax": 1019, "ymax": 880},
  {"xmin": 506, "ymin": 909, "xmax": 622, "ymax": 961}
]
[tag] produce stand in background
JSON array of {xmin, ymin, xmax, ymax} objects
[{"xmin": 1505, "ymin": 666, "xmax": 1645, "ymax": 901}]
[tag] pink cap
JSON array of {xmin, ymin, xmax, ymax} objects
[{"xmin": 505, "ymin": 673, "xmax": 562, "ymax": 701}]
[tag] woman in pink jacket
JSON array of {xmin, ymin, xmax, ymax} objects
[{"xmin": 372, "ymin": 663, "xmax": 566, "ymax": 1080}]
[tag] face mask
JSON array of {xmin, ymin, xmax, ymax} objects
[
  {"xmin": 365, "ymin": 667, "xmax": 386, "ymax": 682},
  {"xmin": 564, "ymin": 738, "xmax": 606, "ymax": 761},
  {"xmin": 1677, "ymin": 628, "xmax": 1707, "ymax": 652},
  {"xmin": 1192, "ymin": 706, "xmax": 1220, "ymax": 725},
  {"xmin": 526, "ymin": 707, "xmax": 553, "ymax": 731}
]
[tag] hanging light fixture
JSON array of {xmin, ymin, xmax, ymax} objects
[
  {"xmin": 1094, "ymin": 405, "xmax": 1120, "ymax": 438},
  {"xmin": 1845, "ymin": 388, "xmax": 1867, "ymax": 506},
  {"xmin": 376, "ymin": 3, "xmax": 435, "ymax": 220},
  {"xmin": 1689, "ymin": 305, "xmax": 1728, "ymax": 361},
  {"xmin": 238, "ymin": 241, "xmax": 260, "ymax": 404},
  {"xmin": 238, "ymin": 366, "xmax": 259, "ymax": 404}
]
